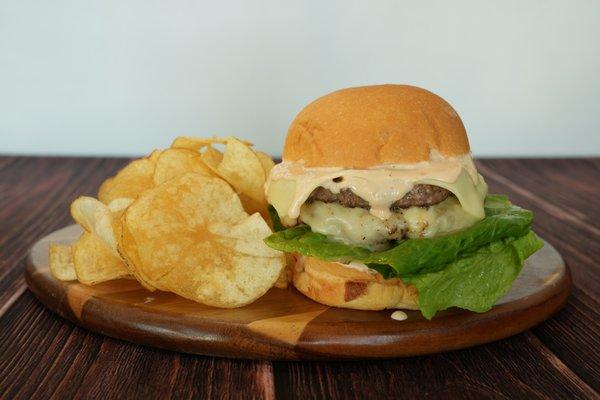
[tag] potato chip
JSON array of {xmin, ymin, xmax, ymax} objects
[
  {"xmin": 147, "ymin": 149, "xmax": 162, "ymax": 163},
  {"xmin": 107, "ymin": 197, "xmax": 134, "ymax": 213},
  {"xmin": 70, "ymin": 196, "xmax": 119, "ymax": 255},
  {"xmin": 121, "ymin": 172, "xmax": 249, "ymax": 288},
  {"xmin": 70, "ymin": 196, "xmax": 135, "ymax": 285},
  {"xmin": 52, "ymin": 136, "xmax": 284, "ymax": 306},
  {"xmin": 217, "ymin": 137, "xmax": 266, "ymax": 204},
  {"xmin": 237, "ymin": 193, "xmax": 270, "ymax": 222},
  {"xmin": 200, "ymin": 142, "xmax": 270, "ymax": 218},
  {"xmin": 115, "ymin": 218, "xmax": 158, "ymax": 291},
  {"xmin": 153, "ymin": 148, "xmax": 213, "ymax": 185},
  {"xmin": 209, "ymin": 213, "xmax": 282, "ymax": 258},
  {"xmin": 98, "ymin": 153, "xmax": 159, "ymax": 204},
  {"xmin": 49, "ymin": 244, "xmax": 76, "ymax": 281},
  {"xmin": 72, "ymin": 232, "xmax": 129, "ymax": 285},
  {"xmin": 171, "ymin": 136, "xmax": 252, "ymax": 151},
  {"xmin": 97, "ymin": 177, "xmax": 114, "ymax": 199},
  {"xmin": 199, "ymin": 145, "xmax": 223, "ymax": 175},
  {"xmin": 256, "ymin": 151, "xmax": 275, "ymax": 175},
  {"xmin": 121, "ymin": 173, "xmax": 284, "ymax": 307},
  {"xmin": 160, "ymin": 254, "xmax": 283, "ymax": 308}
]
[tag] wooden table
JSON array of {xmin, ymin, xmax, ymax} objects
[{"xmin": 0, "ymin": 156, "xmax": 598, "ymax": 399}]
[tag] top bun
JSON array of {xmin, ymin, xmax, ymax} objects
[{"xmin": 283, "ymin": 84, "xmax": 470, "ymax": 168}]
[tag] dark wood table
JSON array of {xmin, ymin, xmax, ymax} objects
[{"xmin": 0, "ymin": 156, "xmax": 598, "ymax": 399}]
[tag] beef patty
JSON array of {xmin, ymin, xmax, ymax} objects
[{"xmin": 307, "ymin": 184, "xmax": 452, "ymax": 211}]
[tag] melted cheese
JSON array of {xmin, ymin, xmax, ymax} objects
[
  {"xmin": 300, "ymin": 197, "xmax": 479, "ymax": 250},
  {"xmin": 266, "ymin": 151, "xmax": 488, "ymax": 225}
]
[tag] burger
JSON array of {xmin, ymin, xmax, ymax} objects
[{"xmin": 264, "ymin": 84, "xmax": 542, "ymax": 319}]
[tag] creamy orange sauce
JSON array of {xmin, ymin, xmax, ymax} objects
[{"xmin": 266, "ymin": 151, "xmax": 481, "ymax": 221}]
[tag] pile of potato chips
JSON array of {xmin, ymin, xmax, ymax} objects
[{"xmin": 49, "ymin": 137, "xmax": 287, "ymax": 307}]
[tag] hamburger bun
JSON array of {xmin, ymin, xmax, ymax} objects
[
  {"xmin": 283, "ymin": 84, "xmax": 470, "ymax": 168},
  {"xmin": 292, "ymin": 256, "xmax": 419, "ymax": 310}
]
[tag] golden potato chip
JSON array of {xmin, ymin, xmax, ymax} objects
[
  {"xmin": 121, "ymin": 172, "xmax": 249, "ymax": 288},
  {"xmin": 217, "ymin": 137, "xmax": 266, "ymax": 204},
  {"xmin": 107, "ymin": 197, "xmax": 134, "ymax": 213},
  {"xmin": 160, "ymin": 253, "xmax": 283, "ymax": 308},
  {"xmin": 147, "ymin": 149, "xmax": 162, "ymax": 163},
  {"xmin": 254, "ymin": 152, "xmax": 275, "ymax": 218},
  {"xmin": 237, "ymin": 193, "xmax": 270, "ymax": 222},
  {"xmin": 209, "ymin": 213, "xmax": 282, "ymax": 258},
  {"xmin": 70, "ymin": 196, "xmax": 119, "ymax": 255},
  {"xmin": 49, "ymin": 244, "xmax": 76, "ymax": 281},
  {"xmin": 69, "ymin": 196, "xmax": 134, "ymax": 285},
  {"xmin": 256, "ymin": 151, "xmax": 275, "ymax": 175},
  {"xmin": 98, "ymin": 153, "xmax": 159, "ymax": 204},
  {"xmin": 116, "ymin": 218, "xmax": 158, "ymax": 291},
  {"xmin": 97, "ymin": 177, "xmax": 114, "ymax": 200},
  {"xmin": 121, "ymin": 173, "xmax": 284, "ymax": 307},
  {"xmin": 73, "ymin": 232, "xmax": 129, "ymax": 285},
  {"xmin": 200, "ymin": 142, "xmax": 270, "ymax": 218},
  {"xmin": 107, "ymin": 198, "xmax": 136, "ymax": 275},
  {"xmin": 153, "ymin": 148, "xmax": 213, "ymax": 185},
  {"xmin": 199, "ymin": 145, "xmax": 223, "ymax": 175},
  {"xmin": 171, "ymin": 136, "xmax": 252, "ymax": 151}
]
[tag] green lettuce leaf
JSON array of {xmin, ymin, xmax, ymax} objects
[
  {"xmin": 267, "ymin": 205, "xmax": 285, "ymax": 232},
  {"xmin": 403, "ymin": 231, "xmax": 543, "ymax": 319},
  {"xmin": 264, "ymin": 195, "xmax": 534, "ymax": 276},
  {"xmin": 264, "ymin": 225, "xmax": 372, "ymax": 261},
  {"xmin": 264, "ymin": 194, "xmax": 542, "ymax": 318}
]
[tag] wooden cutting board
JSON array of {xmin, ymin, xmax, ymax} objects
[{"xmin": 25, "ymin": 225, "xmax": 571, "ymax": 360}]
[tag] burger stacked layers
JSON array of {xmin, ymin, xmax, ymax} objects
[{"xmin": 264, "ymin": 84, "xmax": 542, "ymax": 319}]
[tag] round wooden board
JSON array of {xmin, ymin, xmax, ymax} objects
[{"xmin": 26, "ymin": 225, "xmax": 571, "ymax": 360}]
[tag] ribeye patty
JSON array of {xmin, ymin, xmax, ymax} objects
[{"xmin": 307, "ymin": 184, "xmax": 452, "ymax": 211}]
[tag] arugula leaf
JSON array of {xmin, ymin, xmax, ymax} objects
[{"xmin": 403, "ymin": 231, "xmax": 543, "ymax": 319}]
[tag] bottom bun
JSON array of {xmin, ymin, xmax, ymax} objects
[{"xmin": 292, "ymin": 256, "xmax": 419, "ymax": 310}]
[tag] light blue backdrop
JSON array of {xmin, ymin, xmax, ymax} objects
[{"xmin": 1, "ymin": 1, "xmax": 599, "ymax": 156}]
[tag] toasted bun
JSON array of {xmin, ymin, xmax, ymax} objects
[
  {"xmin": 283, "ymin": 84, "xmax": 469, "ymax": 168},
  {"xmin": 292, "ymin": 256, "xmax": 419, "ymax": 310}
]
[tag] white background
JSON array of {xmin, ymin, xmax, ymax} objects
[{"xmin": 1, "ymin": 0, "xmax": 599, "ymax": 157}]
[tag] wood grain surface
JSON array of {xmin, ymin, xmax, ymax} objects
[
  {"xmin": 25, "ymin": 225, "xmax": 570, "ymax": 360},
  {"xmin": 1, "ymin": 156, "xmax": 599, "ymax": 399}
]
